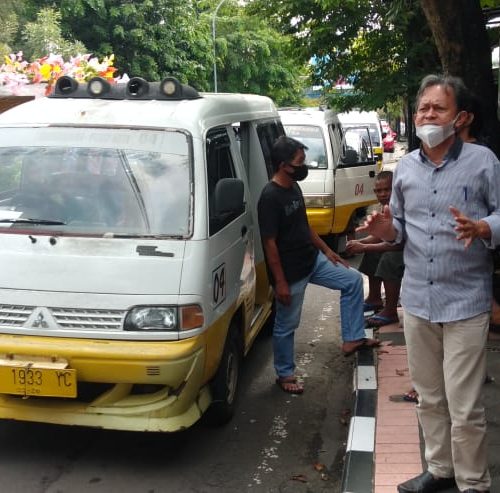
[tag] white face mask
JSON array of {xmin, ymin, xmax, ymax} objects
[{"xmin": 415, "ymin": 114, "xmax": 461, "ymax": 148}]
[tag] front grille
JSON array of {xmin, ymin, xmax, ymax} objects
[
  {"xmin": 0, "ymin": 305, "xmax": 34, "ymax": 327},
  {"xmin": 51, "ymin": 307, "xmax": 123, "ymax": 330},
  {"xmin": 0, "ymin": 304, "xmax": 124, "ymax": 331}
]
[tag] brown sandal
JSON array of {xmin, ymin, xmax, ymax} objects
[{"xmin": 275, "ymin": 376, "xmax": 304, "ymax": 394}]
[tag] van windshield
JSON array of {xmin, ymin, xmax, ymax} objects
[
  {"xmin": 283, "ymin": 124, "xmax": 327, "ymax": 169},
  {"xmin": 0, "ymin": 127, "xmax": 192, "ymax": 237},
  {"xmin": 345, "ymin": 125, "xmax": 381, "ymax": 147}
]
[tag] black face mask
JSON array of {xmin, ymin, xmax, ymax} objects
[{"xmin": 286, "ymin": 165, "xmax": 309, "ymax": 181}]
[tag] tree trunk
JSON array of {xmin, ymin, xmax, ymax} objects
[
  {"xmin": 403, "ymin": 0, "xmax": 441, "ymax": 151},
  {"xmin": 420, "ymin": 0, "xmax": 500, "ymax": 156}
]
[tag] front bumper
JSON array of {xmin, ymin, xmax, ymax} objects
[{"xmin": 0, "ymin": 334, "xmax": 210, "ymax": 432}]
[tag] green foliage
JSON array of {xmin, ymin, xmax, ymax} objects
[
  {"xmin": 20, "ymin": 0, "xmax": 306, "ymax": 103},
  {"xmin": 208, "ymin": 2, "xmax": 305, "ymax": 105},
  {"xmin": 8, "ymin": 0, "xmax": 306, "ymax": 104},
  {"xmin": 22, "ymin": 7, "xmax": 87, "ymax": 59},
  {"xmin": 52, "ymin": 0, "xmax": 214, "ymax": 89},
  {"xmin": 0, "ymin": 1, "xmax": 22, "ymax": 58},
  {"xmin": 249, "ymin": 0, "xmax": 440, "ymax": 111}
]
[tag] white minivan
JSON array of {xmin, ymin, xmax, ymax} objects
[
  {"xmin": 279, "ymin": 107, "xmax": 377, "ymax": 250},
  {"xmin": 339, "ymin": 110, "xmax": 384, "ymax": 171},
  {"xmin": 0, "ymin": 76, "xmax": 283, "ymax": 432}
]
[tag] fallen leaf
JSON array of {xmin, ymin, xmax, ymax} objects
[
  {"xmin": 291, "ymin": 474, "xmax": 308, "ymax": 483},
  {"xmin": 313, "ymin": 463, "xmax": 325, "ymax": 472}
]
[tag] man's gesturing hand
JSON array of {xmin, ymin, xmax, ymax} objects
[
  {"xmin": 356, "ymin": 205, "xmax": 396, "ymax": 242},
  {"xmin": 449, "ymin": 205, "xmax": 491, "ymax": 248}
]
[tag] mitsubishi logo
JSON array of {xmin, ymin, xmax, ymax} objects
[
  {"xmin": 32, "ymin": 312, "xmax": 48, "ymax": 328},
  {"xmin": 26, "ymin": 307, "xmax": 58, "ymax": 330}
]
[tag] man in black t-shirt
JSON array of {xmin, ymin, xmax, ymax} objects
[{"xmin": 258, "ymin": 136, "xmax": 379, "ymax": 394}]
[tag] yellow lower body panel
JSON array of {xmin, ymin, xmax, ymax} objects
[
  {"xmin": 307, "ymin": 200, "xmax": 377, "ymax": 236},
  {"xmin": 0, "ymin": 334, "xmax": 211, "ymax": 432},
  {"xmin": 0, "ymin": 385, "xmax": 212, "ymax": 432}
]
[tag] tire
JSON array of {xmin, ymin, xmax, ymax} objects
[
  {"xmin": 324, "ymin": 233, "xmax": 347, "ymax": 253},
  {"xmin": 204, "ymin": 327, "xmax": 242, "ymax": 426}
]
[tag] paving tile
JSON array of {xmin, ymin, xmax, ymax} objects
[
  {"xmin": 374, "ymin": 472, "xmax": 422, "ymax": 485},
  {"xmin": 375, "ymin": 452, "xmax": 421, "ymax": 464},
  {"xmin": 376, "ymin": 462, "xmax": 423, "ymax": 474},
  {"xmin": 375, "ymin": 442, "xmax": 421, "ymax": 454},
  {"xmin": 375, "ymin": 486, "xmax": 401, "ymax": 493},
  {"xmin": 371, "ymin": 327, "xmax": 425, "ymax": 493},
  {"xmin": 377, "ymin": 399, "xmax": 415, "ymax": 410},
  {"xmin": 376, "ymin": 434, "xmax": 420, "ymax": 444},
  {"xmin": 377, "ymin": 414, "xmax": 418, "ymax": 426}
]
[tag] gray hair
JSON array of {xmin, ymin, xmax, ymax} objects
[{"xmin": 415, "ymin": 74, "xmax": 469, "ymax": 112}]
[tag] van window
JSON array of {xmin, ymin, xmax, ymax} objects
[
  {"xmin": 256, "ymin": 121, "xmax": 284, "ymax": 178},
  {"xmin": 340, "ymin": 127, "xmax": 372, "ymax": 166},
  {"xmin": 206, "ymin": 127, "xmax": 239, "ymax": 235},
  {"xmin": 0, "ymin": 127, "xmax": 192, "ymax": 237},
  {"xmin": 283, "ymin": 125, "xmax": 327, "ymax": 169}
]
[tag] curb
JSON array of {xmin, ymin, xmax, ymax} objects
[{"xmin": 341, "ymin": 328, "xmax": 377, "ymax": 493}]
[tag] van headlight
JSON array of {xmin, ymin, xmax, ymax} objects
[
  {"xmin": 304, "ymin": 195, "xmax": 334, "ymax": 208},
  {"xmin": 124, "ymin": 305, "xmax": 204, "ymax": 331}
]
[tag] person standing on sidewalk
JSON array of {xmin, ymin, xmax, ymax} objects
[
  {"xmin": 345, "ymin": 170, "xmax": 404, "ymax": 328},
  {"xmin": 359, "ymin": 74, "xmax": 500, "ymax": 493},
  {"xmin": 257, "ymin": 135, "xmax": 379, "ymax": 394}
]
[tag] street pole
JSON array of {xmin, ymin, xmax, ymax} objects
[{"xmin": 212, "ymin": 0, "xmax": 227, "ymax": 93}]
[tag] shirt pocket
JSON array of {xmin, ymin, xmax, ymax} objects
[{"xmin": 456, "ymin": 185, "xmax": 479, "ymax": 220}]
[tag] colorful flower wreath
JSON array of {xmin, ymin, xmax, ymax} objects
[{"xmin": 0, "ymin": 52, "xmax": 120, "ymax": 96}]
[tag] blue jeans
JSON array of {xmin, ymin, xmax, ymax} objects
[{"xmin": 273, "ymin": 251, "xmax": 365, "ymax": 378}]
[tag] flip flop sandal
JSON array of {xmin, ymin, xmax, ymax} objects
[
  {"xmin": 275, "ymin": 376, "xmax": 304, "ymax": 394},
  {"xmin": 363, "ymin": 302, "xmax": 384, "ymax": 312},
  {"xmin": 365, "ymin": 314, "xmax": 399, "ymax": 327}
]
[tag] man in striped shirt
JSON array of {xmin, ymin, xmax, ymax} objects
[{"xmin": 359, "ymin": 75, "xmax": 500, "ymax": 493}]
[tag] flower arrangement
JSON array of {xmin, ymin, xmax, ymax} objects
[{"xmin": 0, "ymin": 52, "xmax": 120, "ymax": 96}]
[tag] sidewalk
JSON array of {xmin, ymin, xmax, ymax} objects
[{"xmin": 342, "ymin": 310, "xmax": 500, "ymax": 492}]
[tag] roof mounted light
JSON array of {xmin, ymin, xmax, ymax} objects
[
  {"xmin": 54, "ymin": 76, "xmax": 79, "ymax": 95},
  {"xmin": 126, "ymin": 77, "xmax": 149, "ymax": 98},
  {"xmin": 160, "ymin": 77, "xmax": 181, "ymax": 97},
  {"xmin": 87, "ymin": 77, "xmax": 111, "ymax": 97},
  {"xmin": 159, "ymin": 77, "xmax": 200, "ymax": 100},
  {"xmin": 48, "ymin": 75, "xmax": 201, "ymax": 100}
]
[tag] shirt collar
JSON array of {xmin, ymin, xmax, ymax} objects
[{"xmin": 419, "ymin": 136, "xmax": 463, "ymax": 165}]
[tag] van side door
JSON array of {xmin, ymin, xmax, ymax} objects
[
  {"xmin": 206, "ymin": 126, "xmax": 256, "ymax": 339},
  {"xmin": 333, "ymin": 125, "xmax": 377, "ymax": 233}
]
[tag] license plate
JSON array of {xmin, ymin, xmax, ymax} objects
[{"xmin": 0, "ymin": 356, "xmax": 77, "ymax": 398}]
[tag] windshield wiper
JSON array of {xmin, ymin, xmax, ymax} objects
[{"xmin": 0, "ymin": 218, "xmax": 66, "ymax": 225}]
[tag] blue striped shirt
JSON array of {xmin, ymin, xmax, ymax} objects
[{"xmin": 391, "ymin": 139, "xmax": 500, "ymax": 322}]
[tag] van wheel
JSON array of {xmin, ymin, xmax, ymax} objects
[
  {"xmin": 205, "ymin": 328, "xmax": 242, "ymax": 426},
  {"xmin": 324, "ymin": 234, "xmax": 339, "ymax": 252}
]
